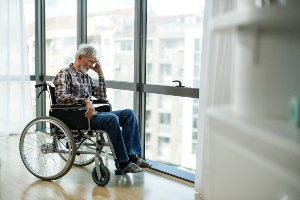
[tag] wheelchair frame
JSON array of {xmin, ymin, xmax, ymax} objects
[{"xmin": 19, "ymin": 82, "xmax": 126, "ymax": 186}]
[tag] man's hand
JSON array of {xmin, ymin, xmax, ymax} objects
[
  {"xmin": 83, "ymin": 99, "xmax": 95, "ymax": 119},
  {"xmin": 91, "ymin": 58, "xmax": 104, "ymax": 77}
]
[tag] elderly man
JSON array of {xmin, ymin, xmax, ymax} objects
[{"xmin": 53, "ymin": 43, "xmax": 151, "ymax": 173}]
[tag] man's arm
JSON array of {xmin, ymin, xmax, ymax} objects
[
  {"xmin": 90, "ymin": 58, "xmax": 107, "ymax": 100},
  {"xmin": 92, "ymin": 76, "xmax": 107, "ymax": 100},
  {"xmin": 83, "ymin": 99, "xmax": 95, "ymax": 119}
]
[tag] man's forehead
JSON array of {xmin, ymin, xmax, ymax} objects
[{"xmin": 86, "ymin": 53, "xmax": 95, "ymax": 59}]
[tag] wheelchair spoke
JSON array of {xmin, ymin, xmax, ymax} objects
[{"xmin": 19, "ymin": 116, "xmax": 75, "ymax": 180}]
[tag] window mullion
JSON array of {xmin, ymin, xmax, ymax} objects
[
  {"xmin": 35, "ymin": 0, "xmax": 46, "ymax": 118},
  {"xmin": 134, "ymin": 0, "xmax": 147, "ymax": 157},
  {"xmin": 78, "ymin": 0, "xmax": 87, "ymax": 46}
]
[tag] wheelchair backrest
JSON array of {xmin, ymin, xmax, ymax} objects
[
  {"xmin": 35, "ymin": 81, "xmax": 112, "ymax": 110},
  {"xmin": 48, "ymin": 85, "xmax": 57, "ymax": 105}
]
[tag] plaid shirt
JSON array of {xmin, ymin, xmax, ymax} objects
[{"xmin": 53, "ymin": 63, "xmax": 107, "ymax": 105}]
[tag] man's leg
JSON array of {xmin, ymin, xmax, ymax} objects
[
  {"xmin": 90, "ymin": 110, "xmax": 145, "ymax": 172},
  {"xmin": 90, "ymin": 112, "xmax": 129, "ymax": 163},
  {"xmin": 111, "ymin": 109, "xmax": 152, "ymax": 168},
  {"xmin": 110, "ymin": 109, "xmax": 142, "ymax": 156}
]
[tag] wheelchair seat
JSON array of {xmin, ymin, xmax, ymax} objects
[{"xmin": 19, "ymin": 82, "xmax": 125, "ymax": 186}]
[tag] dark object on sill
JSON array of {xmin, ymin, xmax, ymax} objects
[{"xmin": 172, "ymin": 80, "xmax": 185, "ymax": 87}]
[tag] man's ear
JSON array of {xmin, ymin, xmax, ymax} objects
[{"xmin": 77, "ymin": 55, "xmax": 84, "ymax": 63}]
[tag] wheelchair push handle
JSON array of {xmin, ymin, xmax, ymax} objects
[
  {"xmin": 35, "ymin": 83, "xmax": 44, "ymax": 88},
  {"xmin": 35, "ymin": 82, "xmax": 50, "ymax": 98}
]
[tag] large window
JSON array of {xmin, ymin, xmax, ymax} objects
[
  {"xmin": 45, "ymin": 0, "xmax": 77, "ymax": 76},
  {"xmin": 24, "ymin": 0, "xmax": 35, "ymax": 117},
  {"xmin": 146, "ymin": 0, "xmax": 203, "ymax": 87},
  {"xmin": 145, "ymin": 0, "xmax": 203, "ymax": 174},
  {"xmin": 87, "ymin": 0, "xmax": 135, "ymax": 82},
  {"xmin": 107, "ymin": 89, "xmax": 133, "ymax": 110},
  {"xmin": 146, "ymin": 94, "xmax": 198, "ymax": 172}
]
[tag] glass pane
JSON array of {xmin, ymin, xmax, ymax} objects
[
  {"xmin": 24, "ymin": 0, "xmax": 35, "ymax": 75},
  {"xmin": 24, "ymin": 0, "xmax": 35, "ymax": 116},
  {"xmin": 87, "ymin": 0, "xmax": 135, "ymax": 82},
  {"xmin": 45, "ymin": 0, "xmax": 77, "ymax": 76},
  {"xmin": 107, "ymin": 89, "xmax": 133, "ymax": 111},
  {"xmin": 145, "ymin": 93, "xmax": 198, "ymax": 173},
  {"xmin": 146, "ymin": 0, "xmax": 204, "ymax": 87},
  {"xmin": 29, "ymin": 81, "xmax": 36, "ymax": 117}
]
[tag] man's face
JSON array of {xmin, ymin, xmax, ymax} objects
[{"xmin": 80, "ymin": 53, "xmax": 95, "ymax": 75}]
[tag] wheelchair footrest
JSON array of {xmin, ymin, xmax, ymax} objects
[{"xmin": 115, "ymin": 170, "xmax": 127, "ymax": 175}]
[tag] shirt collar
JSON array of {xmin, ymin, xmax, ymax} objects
[{"xmin": 69, "ymin": 63, "xmax": 86, "ymax": 76}]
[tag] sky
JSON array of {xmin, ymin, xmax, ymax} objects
[{"xmin": 24, "ymin": 0, "xmax": 205, "ymax": 23}]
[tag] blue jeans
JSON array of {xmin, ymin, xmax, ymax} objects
[{"xmin": 90, "ymin": 109, "xmax": 142, "ymax": 163}]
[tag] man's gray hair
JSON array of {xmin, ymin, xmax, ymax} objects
[{"xmin": 75, "ymin": 43, "xmax": 97, "ymax": 59}]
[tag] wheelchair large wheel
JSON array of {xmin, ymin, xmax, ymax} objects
[
  {"xmin": 92, "ymin": 165, "xmax": 110, "ymax": 186},
  {"xmin": 57, "ymin": 135, "xmax": 96, "ymax": 166},
  {"xmin": 19, "ymin": 116, "xmax": 76, "ymax": 180}
]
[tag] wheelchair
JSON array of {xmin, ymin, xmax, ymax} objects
[{"xmin": 19, "ymin": 82, "xmax": 126, "ymax": 186}]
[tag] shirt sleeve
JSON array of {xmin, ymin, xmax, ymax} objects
[
  {"xmin": 91, "ymin": 76, "xmax": 107, "ymax": 100},
  {"xmin": 53, "ymin": 70, "xmax": 85, "ymax": 105}
]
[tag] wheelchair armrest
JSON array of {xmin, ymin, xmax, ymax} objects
[
  {"xmin": 93, "ymin": 99, "xmax": 112, "ymax": 112},
  {"xmin": 51, "ymin": 104, "xmax": 85, "ymax": 110},
  {"xmin": 93, "ymin": 99, "xmax": 109, "ymax": 104}
]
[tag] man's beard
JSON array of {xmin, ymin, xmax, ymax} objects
[{"xmin": 80, "ymin": 65, "xmax": 88, "ymax": 75}]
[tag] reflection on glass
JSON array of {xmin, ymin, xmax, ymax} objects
[
  {"xmin": 145, "ymin": 94, "xmax": 198, "ymax": 173},
  {"xmin": 45, "ymin": 0, "xmax": 77, "ymax": 76},
  {"xmin": 87, "ymin": 0, "xmax": 135, "ymax": 82},
  {"xmin": 107, "ymin": 89, "xmax": 133, "ymax": 111},
  {"xmin": 146, "ymin": 0, "xmax": 203, "ymax": 87}
]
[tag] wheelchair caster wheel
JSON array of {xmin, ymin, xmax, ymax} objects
[{"xmin": 92, "ymin": 165, "xmax": 110, "ymax": 186}]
